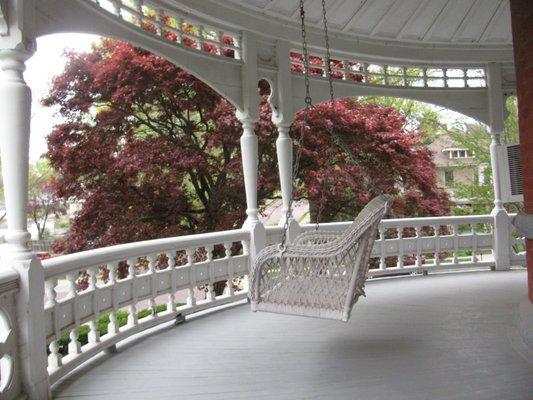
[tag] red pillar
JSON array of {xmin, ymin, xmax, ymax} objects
[{"xmin": 509, "ymin": 0, "xmax": 533, "ymax": 302}]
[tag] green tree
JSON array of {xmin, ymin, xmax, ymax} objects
[
  {"xmin": 360, "ymin": 96, "xmax": 448, "ymax": 145},
  {"xmin": 448, "ymin": 96, "xmax": 521, "ymax": 214},
  {"xmin": 28, "ymin": 160, "xmax": 64, "ymax": 240}
]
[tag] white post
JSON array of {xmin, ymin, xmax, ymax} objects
[
  {"xmin": 238, "ymin": 31, "xmax": 265, "ymax": 260},
  {"xmin": 487, "ymin": 62, "xmax": 511, "ymax": 271},
  {"xmin": 238, "ymin": 113, "xmax": 266, "ymax": 259},
  {"xmin": 272, "ymin": 40, "xmax": 300, "ymax": 241},
  {"xmin": 276, "ymin": 123, "xmax": 293, "ymax": 219},
  {"xmin": 239, "ymin": 116, "xmax": 260, "ymax": 227},
  {"xmin": 0, "ymin": 48, "xmax": 50, "ymax": 398}
]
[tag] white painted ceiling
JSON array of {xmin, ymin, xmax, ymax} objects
[{"xmin": 225, "ymin": 0, "xmax": 512, "ymax": 45}]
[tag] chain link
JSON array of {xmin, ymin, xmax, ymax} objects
[{"xmin": 314, "ymin": 0, "xmax": 335, "ymax": 230}]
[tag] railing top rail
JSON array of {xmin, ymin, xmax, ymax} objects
[
  {"xmin": 42, "ymin": 228, "xmax": 250, "ymax": 279},
  {"xmin": 0, "ymin": 268, "xmax": 19, "ymax": 294},
  {"xmin": 300, "ymin": 214, "xmax": 493, "ymax": 230}
]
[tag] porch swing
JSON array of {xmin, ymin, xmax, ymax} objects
[{"xmin": 249, "ymin": 0, "xmax": 393, "ymax": 322}]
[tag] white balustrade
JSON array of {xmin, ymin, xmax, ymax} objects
[
  {"xmin": 264, "ymin": 214, "xmax": 512, "ymax": 278},
  {"xmin": 91, "ymin": 0, "xmax": 241, "ymax": 60},
  {"xmin": 42, "ymin": 229, "xmax": 251, "ymax": 384},
  {"xmin": 290, "ymin": 50, "xmax": 487, "ymax": 89},
  {"xmin": 39, "ymin": 214, "xmax": 524, "ymax": 386},
  {"xmin": 0, "ymin": 269, "xmax": 21, "ymax": 400}
]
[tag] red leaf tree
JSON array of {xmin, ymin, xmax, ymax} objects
[
  {"xmin": 292, "ymin": 99, "xmax": 451, "ymax": 222},
  {"xmin": 43, "ymin": 39, "xmax": 449, "ymax": 254}
]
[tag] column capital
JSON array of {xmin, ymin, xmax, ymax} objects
[
  {"xmin": 0, "ymin": 47, "xmax": 32, "ymax": 80},
  {"xmin": 236, "ymin": 110, "xmax": 258, "ymax": 129}
]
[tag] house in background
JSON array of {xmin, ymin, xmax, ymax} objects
[{"xmin": 429, "ymin": 132, "xmax": 488, "ymax": 204}]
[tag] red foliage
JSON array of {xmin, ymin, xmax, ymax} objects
[
  {"xmin": 43, "ymin": 40, "xmax": 449, "ymax": 254},
  {"xmin": 43, "ymin": 39, "xmax": 277, "ymax": 253},
  {"xmin": 292, "ymin": 99, "xmax": 451, "ymax": 221}
]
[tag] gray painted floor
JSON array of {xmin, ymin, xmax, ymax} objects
[{"xmin": 53, "ymin": 270, "xmax": 533, "ymax": 400}]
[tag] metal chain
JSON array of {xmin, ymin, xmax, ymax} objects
[
  {"xmin": 279, "ymin": 0, "xmax": 313, "ymax": 251},
  {"xmin": 314, "ymin": 0, "xmax": 335, "ymax": 230}
]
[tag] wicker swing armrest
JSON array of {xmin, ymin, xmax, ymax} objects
[{"xmin": 292, "ymin": 230, "xmax": 344, "ymax": 246}]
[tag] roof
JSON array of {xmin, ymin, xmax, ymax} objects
[{"xmin": 174, "ymin": 0, "xmax": 515, "ymax": 63}]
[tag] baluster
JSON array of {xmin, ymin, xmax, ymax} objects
[
  {"xmin": 68, "ymin": 329, "xmax": 82, "ymax": 356},
  {"xmin": 216, "ymin": 30, "xmax": 223, "ymax": 55},
  {"xmin": 107, "ymin": 262, "xmax": 120, "ymax": 335},
  {"xmin": 198, "ymin": 25, "xmax": 206, "ymax": 51},
  {"xmin": 383, "ymin": 65, "xmax": 389, "ymax": 86},
  {"xmin": 342, "ymin": 60, "xmax": 348, "ymax": 80},
  {"xmin": 362, "ymin": 63, "xmax": 369, "ymax": 83},
  {"xmin": 452, "ymin": 224, "xmax": 459, "ymax": 265},
  {"xmin": 444, "ymin": 68, "xmax": 449, "ymax": 88},
  {"xmin": 112, "ymin": 0, "xmax": 122, "ymax": 17},
  {"xmin": 186, "ymin": 248, "xmax": 197, "ymax": 307},
  {"xmin": 134, "ymin": 0, "xmax": 143, "ymax": 27},
  {"xmin": 45, "ymin": 278, "xmax": 57, "ymax": 308},
  {"xmin": 224, "ymin": 242, "xmax": 235, "ymax": 296},
  {"xmin": 233, "ymin": 35, "xmax": 241, "ymax": 60},
  {"xmin": 379, "ymin": 226, "xmax": 386, "ymax": 270},
  {"xmin": 396, "ymin": 227, "xmax": 404, "ymax": 268},
  {"xmin": 433, "ymin": 225, "xmax": 441, "ymax": 266},
  {"xmin": 206, "ymin": 245, "xmax": 216, "ymax": 301},
  {"xmin": 46, "ymin": 278, "xmax": 62, "ymax": 368},
  {"xmin": 463, "ymin": 68, "xmax": 468, "ymax": 87},
  {"xmin": 147, "ymin": 254, "xmax": 158, "ymax": 315},
  {"xmin": 415, "ymin": 226, "xmax": 422, "ymax": 268},
  {"xmin": 167, "ymin": 252, "xmax": 177, "ymax": 312},
  {"xmin": 177, "ymin": 17, "xmax": 185, "ymax": 43},
  {"xmin": 67, "ymin": 272, "xmax": 82, "ymax": 355},
  {"xmin": 242, "ymin": 240, "xmax": 250, "ymax": 292},
  {"xmin": 155, "ymin": 8, "xmax": 164, "ymax": 36},
  {"xmin": 471, "ymin": 223, "xmax": 478, "ymax": 263},
  {"xmin": 48, "ymin": 340, "xmax": 62, "ymax": 368},
  {"xmin": 87, "ymin": 267, "xmax": 100, "ymax": 344},
  {"xmin": 402, "ymin": 66, "xmax": 407, "ymax": 87},
  {"xmin": 423, "ymin": 67, "xmax": 428, "ymax": 87},
  {"xmin": 127, "ymin": 258, "xmax": 138, "ymax": 326}
]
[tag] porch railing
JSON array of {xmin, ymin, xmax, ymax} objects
[
  {"xmin": 36, "ymin": 213, "xmax": 526, "ymax": 387},
  {"xmin": 42, "ymin": 229, "xmax": 250, "ymax": 384},
  {"xmin": 0, "ymin": 269, "xmax": 21, "ymax": 400},
  {"xmin": 266, "ymin": 214, "xmax": 526, "ymax": 277}
]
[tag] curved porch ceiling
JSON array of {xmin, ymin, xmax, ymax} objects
[{"xmin": 172, "ymin": 0, "xmax": 514, "ymax": 64}]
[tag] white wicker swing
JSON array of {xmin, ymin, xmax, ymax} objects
[{"xmin": 249, "ymin": 0, "xmax": 393, "ymax": 322}]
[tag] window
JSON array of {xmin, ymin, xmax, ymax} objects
[
  {"xmin": 444, "ymin": 170, "xmax": 454, "ymax": 186},
  {"xmin": 447, "ymin": 149, "xmax": 473, "ymax": 159}
]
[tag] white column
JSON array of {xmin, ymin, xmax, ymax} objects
[
  {"xmin": 237, "ymin": 113, "xmax": 266, "ymax": 260},
  {"xmin": 0, "ymin": 48, "xmax": 50, "ymax": 399},
  {"xmin": 276, "ymin": 123, "xmax": 293, "ymax": 222},
  {"xmin": 487, "ymin": 62, "xmax": 511, "ymax": 271},
  {"xmin": 238, "ymin": 31, "xmax": 265, "ymax": 260},
  {"xmin": 272, "ymin": 39, "xmax": 300, "ymax": 241},
  {"xmin": 239, "ymin": 115, "xmax": 260, "ymax": 226}
]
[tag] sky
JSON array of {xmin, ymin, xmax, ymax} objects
[{"xmin": 26, "ymin": 33, "xmax": 100, "ymax": 162}]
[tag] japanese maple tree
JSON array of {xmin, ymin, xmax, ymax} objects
[{"xmin": 43, "ymin": 39, "xmax": 449, "ymax": 254}]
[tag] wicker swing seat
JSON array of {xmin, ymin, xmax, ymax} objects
[{"xmin": 250, "ymin": 195, "xmax": 392, "ymax": 322}]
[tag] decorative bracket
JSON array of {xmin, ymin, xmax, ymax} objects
[
  {"xmin": 512, "ymin": 211, "xmax": 533, "ymax": 239},
  {"xmin": 0, "ymin": 0, "xmax": 7, "ymax": 36}
]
